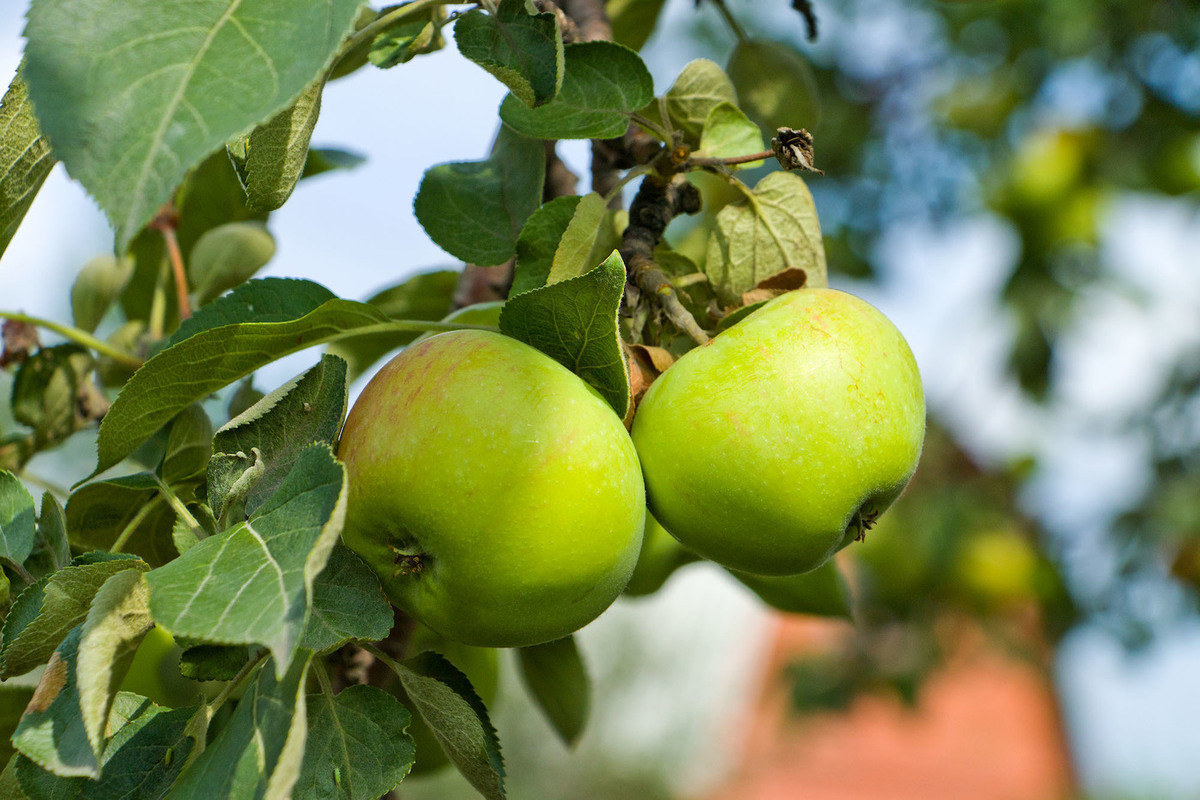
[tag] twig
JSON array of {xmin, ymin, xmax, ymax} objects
[
  {"xmin": 708, "ymin": 0, "xmax": 749, "ymax": 43},
  {"xmin": 110, "ymin": 498, "xmax": 162, "ymax": 553},
  {"xmin": 150, "ymin": 205, "xmax": 191, "ymax": 321},
  {"xmin": 0, "ymin": 311, "xmax": 143, "ymax": 368}
]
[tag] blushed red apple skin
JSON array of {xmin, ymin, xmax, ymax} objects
[
  {"xmin": 337, "ymin": 330, "xmax": 645, "ymax": 648},
  {"xmin": 631, "ymin": 288, "xmax": 925, "ymax": 577}
]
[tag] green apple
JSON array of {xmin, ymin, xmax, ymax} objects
[
  {"xmin": 337, "ymin": 330, "xmax": 646, "ymax": 647},
  {"xmin": 631, "ymin": 288, "xmax": 925, "ymax": 576}
]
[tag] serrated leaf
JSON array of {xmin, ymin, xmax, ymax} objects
[
  {"xmin": 0, "ymin": 67, "xmax": 55, "ymax": 261},
  {"xmin": 65, "ymin": 475, "xmax": 176, "ymax": 567},
  {"xmin": 369, "ymin": 9, "xmax": 446, "ymax": 68},
  {"xmin": 518, "ymin": 635, "xmax": 589, "ymax": 746},
  {"xmin": 188, "ymin": 221, "xmax": 277, "ymax": 305},
  {"xmin": 0, "ymin": 471, "xmax": 36, "ymax": 570},
  {"xmin": 228, "ymin": 78, "xmax": 326, "ymax": 213},
  {"xmin": 94, "ymin": 279, "xmax": 418, "ymax": 475},
  {"xmin": 208, "ymin": 354, "xmax": 346, "ymax": 524},
  {"xmin": 500, "ymin": 41, "xmax": 654, "ymax": 139},
  {"xmin": 499, "ymin": 251, "xmax": 631, "ymax": 418},
  {"xmin": 547, "ymin": 192, "xmax": 610, "ymax": 284},
  {"xmin": 13, "ymin": 695, "xmax": 196, "ymax": 799},
  {"xmin": 178, "ymin": 643, "xmax": 249, "ymax": 681},
  {"xmin": 727, "ymin": 39, "xmax": 821, "ymax": 133},
  {"xmin": 76, "ymin": 571, "xmax": 153, "ymax": 770},
  {"xmin": 300, "ymin": 545, "xmax": 393, "ymax": 654},
  {"xmin": 513, "ymin": 195, "xmax": 580, "ymax": 295},
  {"xmin": 0, "ymin": 554, "xmax": 148, "ymax": 679},
  {"xmin": 705, "ymin": 171, "xmax": 826, "ymax": 306},
  {"xmin": 168, "ymin": 653, "xmax": 310, "ymax": 800},
  {"xmin": 70, "ymin": 256, "xmax": 134, "ymax": 333},
  {"xmin": 25, "ymin": 493, "xmax": 69, "ymax": 582},
  {"xmin": 297, "ymin": 685, "xmax": 415, "ymax": 800},
  {"xmin": 146, "ymin": 445, "xmax": 345, "ymax": 674},
  {"xmin": 648, "ymin": 59, "xmax": 736, "ymax": 146},
  {"xmin": 22, "ymin": 0, "xmax": 362, "ymax": 249},
  {"xmin": 697, "ymin": 102, "xmax": 765, "ymax": 166},
  {"xmin": 455, "ymin": 0, "xmax": 564, "ymax": 107},
  {"xmin": 608, "ymin": 0, "xmax": 668, "ymax": 51},
  {"xmin": 414, "ymin": 124, "xmax": 544, "ymax": 265},
  {"xmin": 391, "ymin": 651, "xmax": 505, "ymax": 800},
  {"xmin": 161, "ymin": 404, "xmax": 213, "ymax": 485},
  {"xmin": 325, "ymin": 270, "xmax": 459, "ymax": 382},
  {"xmin": 728, "ymin": 559, "xmax": 852, "ymax": 618},
  {"xmin": 11, "ymin": 627, "xmax": 95, "ymax": 776},
  {"xmin": 11, "ymin": 345, "xmax": 99, "ymax": 450}
]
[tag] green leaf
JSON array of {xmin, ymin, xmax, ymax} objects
[
  {"xmin": 166, "ymin": 277, "xmax": 336, "ymax": 347},
  {"xmin": 513, "ymin": 195, "xmax": 581, "ymax": 295},
  {"xmin": 369, "ymin": 9, "xmax": 447, "ymax": 68},
  {"xmin": 0, "ymin": 68, "xmax": 56, "ymax": 261},
  {"xmin": 65, "ymin": 475, "xmax": 176, "ymax": 567},
  {"xmin": 76, "ymin": 571, "xmax": 154, "ymax": 771},
  {"xmin": 94, "ymin": 279, "xmax": 412, "ymax": 475},
  {"xmin": 301, "ymin": 147, "xmax": 366, "ymax": 179},
  {"xmin": 325, "ymin": 270, "xmax": 459, "ymax": 382},
  {"xmin": 649, "ymin": 59, "xmax": 737, "ymax": 146},
  {"xmin": 13, "ymin": 696, "xmax": 197, "ymax": 799},
  {"xmin": 391, "ymin": 651, "xmax": 505, "ymax": 800},
  {"xmin": 297, "ymin": 685, "xmax": 415, "ymax": 800},
  {"xmin": 547, "ymin": 192, "xmax": 612, "ymax": 284},
  {"xmin": 161, "ymin": 404, "xmax": 213, "ymax": 485},
  {"xmin": 11, "ymin": 345, "xmax": 100, "ymax": 450},
  {"xmin": 608, "ymin": 0, "xmax": 669, "ymax": 51},
  {"xmin": 726, "ymin": 40, "xmax": 822, "ymax": 134},
  {"xmin": 208, "ymin": 354, "xmax": 347, "ymax": 523},
  {"xmin": 500, "ymin": 41, "xmax": 654, "ymax": 139},
  {"xmin": 517, "ymin": 635, "xmax": 589, "ymax": 746},
  {"xmin": 300, "ymin": 545, "xmax": 393, "ymax": 654},
  {"xmin": 188, "ymin": 221, "xmax": 277, "ymax": 305},
  {"xmin": 228, "ymin": 79, "xmax": 326, "ymax": 213},
  {"xmin": 0, "ymin": 471, "xmax": 36, "ymax": 570},
  {"xmin": 146, "ymin": 445, "xmax": 345, "ymax": 674},
  {"xmin": 728, "ymin": 559, "xmax": 852, "ymax": 618},
  {"xmin": 177, "ymin": 643, "xmax": 249, "ymax": 681},
  {"xmin": 414, "ymin": 124, "xmax": 545, "ymax": 265},
  {"xmin": 705, "ymin": 171, "xmax": 827, "ymax": 306},
  {"xmin": 168, "ymin": 653, "xmax": 311, "ymax": 800},
  {"xmin": 0, "ymin": 554, "xmax": 148, "ymax": 679},
  {"xmin": 11, "ymin": 627, "xmax": 94, "ymax": 776},
  {"xmin": 22, "ymin": 0, "xmax": 362, "ymax": 249},
  {"xmin": 70, "ymin": 256, "xmax": 134, "ymax": 333},
  {"xmin": 455, "ymin": 0, "xmax": 564, "ymax": 107},
  {"xmin": 25, "ymin": 493, "xmax": 69, "ymax": 582},
  {"xmin": 499, "ymin": 252, "xmax": 631, "ymax": 418},
  {"xmin": 697, "ymin": 102, "xmax": 765, "ymax": 166}
]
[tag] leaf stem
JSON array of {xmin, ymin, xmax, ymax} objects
[
  {"xmin": 341, "ymin": 0, "xmax": 453, "ymax": 55},
  {"xmin": 153, "ymin": 474, "xmax": 202, "ymax": 533},
  {"xmin": 709, "ymin": 0, "xmax": 750, "ymax": 43},
  {"xmin": 313, "ymin": 659, "xmax": 335, "ymax": 697},
  {"xmin": 0, "ymin": 311, "xmax": 142, "ymax": 368},
  {"xmin": 208, "ymin": 649, "xmax": 267, "ymax": 713},
  {"xmin": 152, "ymin": 211, "xmax": 192, "ymax": 321},
  {"xmin": 602, "ymin": 165, "xmax": 650, "ymax": 205},
  {"xmin": 110, "ymin": 497, "xmax": 162, "ymax": 553},
  {"xmin": 324, "ymin": 320, "xmax": 500, "ymax": 341},
  {"xmin": 689, "ymin": 150, "xmax": 773, "ymax": 169},
  {"xmin": 629, "ymin": 112, "xmax": 673, "ymax": 145}
]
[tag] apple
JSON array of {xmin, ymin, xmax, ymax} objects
[
  {"xmin": 631, "ymin": 288, "xmax": 924, "ymax": 576},
  {"xmin": 337, "ymin": 330, "xmax": 646, "ymax": 647}
]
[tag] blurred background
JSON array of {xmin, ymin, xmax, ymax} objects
[{"xmin": 3, "ymin": 0, "xmax": 1200, "ymax": 798}]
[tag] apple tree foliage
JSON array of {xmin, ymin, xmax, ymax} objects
[{"xmin": 0, "ymin": 0, "xmax": 875, "ymax": 797}]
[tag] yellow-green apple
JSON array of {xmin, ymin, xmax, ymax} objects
[
  {"xmin": 631, "ymin": 288, "xmax": 924, "ymax": 576},
  {"xmin": 337, "ymin": 330, "xmax": 645, "ymax": 647}
]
